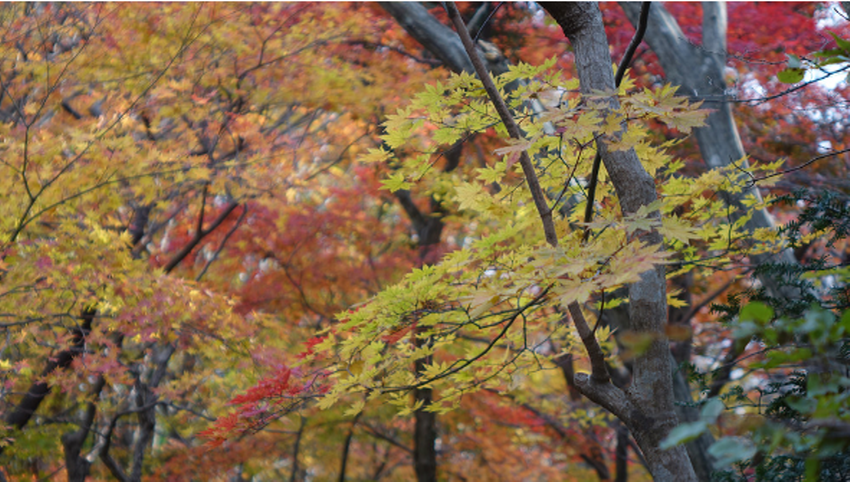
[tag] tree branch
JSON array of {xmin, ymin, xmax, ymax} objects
[
  {"xmin": 380, "ymin": 2, "xmax": 474, "ymax": 74},
  {"xmin": 289, "ymin": 416, "xmax": 305, "ymax": 482},
  {"xmin": 196, "ymin": 204, "xmax": 248, "ymax": 282},
  {"xmin": 444, "ymin": 2, "xmax": 556, "ymax": 247},
  {"xmin": 447, "ymin": 0, "xmax": 616, "ymax": 393},
  {"xmin": 337, "ymin": 410, "xmax": 362, "ymax": 482},
  {"xmin": 162, "ymin": 194, "xmax": 239, "ymax": 274}
]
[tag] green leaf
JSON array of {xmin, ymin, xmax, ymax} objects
[
  {"xmin": 709, "ymin": 437, "xmax": 757, "ymax": 468},
  {"xmin": 700, "ymin": 398, "xmax": 725, "ymax": 422},
  {"xmin": 761, "ymin": 348, "xmax": 812, "ymax": 369},
  {"xmin": 659, "ymin": 421, "xmax": 708, "ymax": 449},
  {"xmin": 732, "ymin": 320, "xmax": 760, "ymax": 339},
  {"xmin": 740, "ymin": 302, "xmax": 774, "ymax": 324},
  {"xmin": 778, "ymin": 68, "xmax": 805, "ymax": 84},
  {"xmin": 786, "ymin": 54, "xmax": 803, "ymax": 69},
  {"xmin": 805, "ymin": 457, "xmax": 821, "ymax": 482},
  {"xmin": 828, "ymin": 32, "xmax": 850, "ymax": 54},
  {"xmin": 785, "ymin": 396, "xmax": 817, "ymax": 414},
  {"xmin": 380, "ymin": 172, "xmax": 412, "ymax": 192},
  {"xmin": 814, "ymin": 48, "xmax": 846, "ymax": 58},
  {"xmin": 817, "ymin": 56, "xmax": 849, "ymax": 67},
  {"xmin": 840, "ymin": 310, "xmax": 850, "ymax": 332}
]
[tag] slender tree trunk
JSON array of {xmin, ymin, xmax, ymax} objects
[
  {"xmin": 412, "ymin": 352, "xmax": 437, "ymax": 482},
  {"xmin": 391, "ymin": 140, "xmax": 455, "ymax": 482},
  {"xmin": 338, "ymin": 411, "xmax": 362, "ymax": 482},
  {"xmin": 61, "ymin": 376, "xmax": 107, "ymax": 482},
  {"xmin": 290, "ymin": 416, "xmax": 305, "ymax": 482},
  {"xmin": 615, "ymin": 422, "xmax": 629, "ymax": 482}
]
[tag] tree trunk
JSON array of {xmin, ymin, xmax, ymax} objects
[
  {"xmin": 380, "ymin": 3, "xmax": 510, "ymax": 77},
  {"xmin": 412, "ymin": 358, "xmax": 437, "ymax": 482},
  {"xmin": 543, "ymin": 4, "xmax": 697, "ymax": 481},
  {"xmin": 618, "ymin": 2, "xmax": 800, "ymax": 293},
  {"xmin": 616, "ymin": 4, "xmax": 815, "ymax": 477}
]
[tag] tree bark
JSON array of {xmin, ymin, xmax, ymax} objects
[
  {"xmin": 380, "ymin": 2, "xmax": 474, "ymax": 75},
  {"xmin": 380, "ymin": 3, "xmax": 510, "ymax": 77},
  {"xmin": 543, "ymin": 4, "xmax": 697, "ymax": 481},
  {"xmin": 61, "ymin": 376, "xmax": 106, "ymax": 482},
  {"xmin": 412, "ymin": 353, "xmax": 437, "ymax": 482},
  {"xmin": 615, "ymin": 421, "xmax": 629, "ymax": 482},
  {"xmin": 618, "ymin": 2, "xmax": 800, "ymax": 293},
  {"xmin": 616, "ymin": 4, "xmax": 815, "ymax": 477}
]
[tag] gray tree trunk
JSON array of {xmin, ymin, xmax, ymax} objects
[
  {"xmin": 618, "ymin": 2, "xmax": 799, "ymax": 283},
  {"xmin": 543, "ymin": 4, "xmax": 696, "ymax": 481},
  {"xmin": 616, "ymin": 4, "xmax": 813, "ymax": 480}
]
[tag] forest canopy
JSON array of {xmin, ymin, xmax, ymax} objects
[{"xmin": 0, "ymin": 2, "xmax": 848, "ymax": 481}]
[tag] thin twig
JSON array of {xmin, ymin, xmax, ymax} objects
[
  {"xmin": 196, "ymin": 204, "xmax": 248, "ymax": 281},
  {"xmin": 750, "ymin": 148, "xmax": 850, "ymax": 184}
]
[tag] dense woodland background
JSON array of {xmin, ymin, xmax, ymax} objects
[{"xmin": 0, "ymin": 2, "xmax": 848, "ymax": 481}]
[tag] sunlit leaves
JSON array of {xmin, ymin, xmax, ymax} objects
[
  {"xmin": 302, "ymin": 55, "xmax": 785, "ymax": 426},
  {"xmin": 0, "ymin": 2, "xmax": 445, "ymax": 475}
]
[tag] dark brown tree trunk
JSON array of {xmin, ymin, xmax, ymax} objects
[
  {"xmin": 413, "ymin": 352, "xmax": 437, "ymax": 482},
  {"xmin": 2, "ymin": 308, "xmax": 96, "ymax": 451},
  {"xmin": 615, "ymin": 422, "xmax": 629, "ymax": 482}
]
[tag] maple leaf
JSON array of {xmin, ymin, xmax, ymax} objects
[
  {"xmin": 659, "ymin": 215, "xmax": 702, "ymax": 245},
  {"xmin": 454, "ymin": 182, "xmax": 486, "ymax": 212},
  {"xmin": 380, "ymin": 172, "xmax": 413, "ymax": 192}
]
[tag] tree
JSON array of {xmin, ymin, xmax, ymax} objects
[
  {"xmin": 0, "ymin": 3, "xmax": 431, "ymax": 479},
  {"xmin": 182, "ymin": 2, "xmax": 850, "ymax": 481},
  {"xmin": 292, "ymin": 2, "xmax": 765, "ymax": 481},
  {"xmin": 538, "ymin": 5, "xmax": 695, "ymax": 479},
  {"xmin": 1, "ymin": 3, "xmax": 848, "ymax": 481}
]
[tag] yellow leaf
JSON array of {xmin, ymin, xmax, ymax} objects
[
  {"xmin": 316, "ymin": 393, "xmax": 339, "ymax": 410},
  {"xmin": 659, "ymin": 216, "xmax": 702, "ymax": 244},
  {"xmin": 344, "ymin": 399, "xmax": 365, "ymax": 417},
  {"xmin": 667, "ymin": 291, "xmax": 688, "ymax": 308},
  {"xmin": 469, "ymin": 293, "xmax": 500, "ymax": 319}
]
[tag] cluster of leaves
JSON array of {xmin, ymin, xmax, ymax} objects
[
  {"xmin": 779, "ymin": 32, "xmax": 850, "ymax": 84},
  {"xmin": 663, "ymin": 188, "xmax": 850, "ymax": 480},
  {"xmin": 0, "ymin": 3, "xmax": 441, "ymax": 478},
  {"xmin": 282, "ymin": 58, "xmax": 792, "ymax": 425}
]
